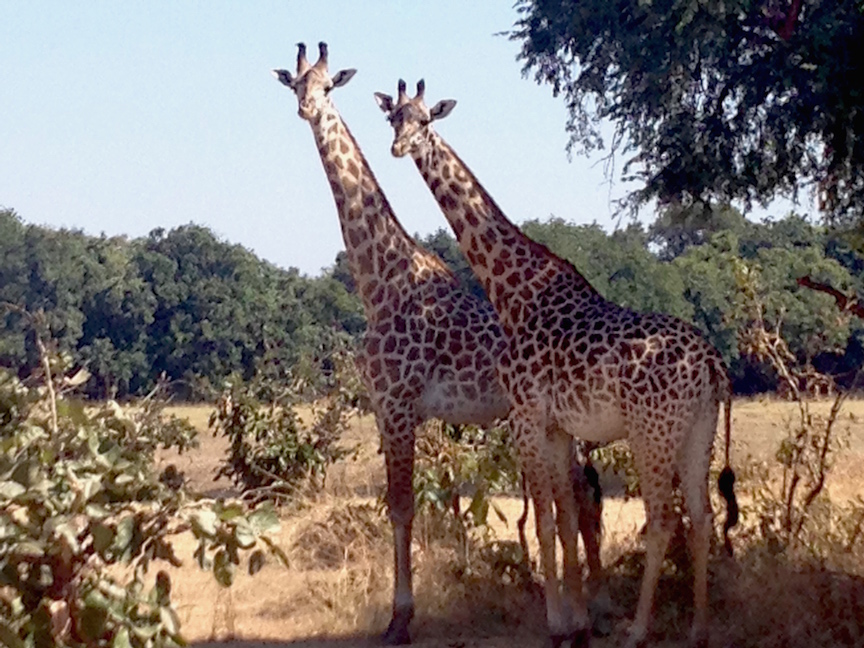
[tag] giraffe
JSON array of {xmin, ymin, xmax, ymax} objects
[
  {"xmin": 273, "ymin": 44, "xmax": 605, "ymax": 644},
  {"xmin": 376, "ymin": 79, "xmax": 738, "ymax": 648}
]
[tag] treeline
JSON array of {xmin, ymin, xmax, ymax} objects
[
  {"xmin": 0, "ymin": 208, "xmax": 364, "ymax": 399},
  {"xmin": 2, "ymin": 205, "xmax": 862, "ymax": 399}
]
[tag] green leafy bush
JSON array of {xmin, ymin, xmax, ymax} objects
[
  {"xmin": 0, "ymin": 359, "xmax": 284, "ymax": 648},
  {"xmin": 209, "ymin": 354, "xmax": 360, "ymax": 501},
  {"xmin": 413, "ymin": 422, "xmax": 520, "ymax": 534}
]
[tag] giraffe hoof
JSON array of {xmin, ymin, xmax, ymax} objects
[
  {"xmin": 381, "ymin": 608, "xmax": 413, "ymax": 645},
  {"xmin": 588, "ymin": 603, "xmax": 613, "ymax": 637},
  {"xmin": 381, "ymin": 623, "xmax": 410, "ymax": 645},
  {"xmin": 549, "ymin": 634, "xmax": 567, "ymax": 648},
  {"xmin": 591, "ymin": 614, "xmax": 612, "ymax": 638},
  {"xmin": 570, "ymin": 627, "xmax": 591, "ymax": 648},
  {"xmin": 623, "ymin": 632, "xmax": 647, "ymax": 648},
  {"xmin": 690, "ymin": 628, "xmax": 709, "ymax": 648},
  {"xmin": 549, "ymin": 629, "xmax": 590, "ymax": 648}
]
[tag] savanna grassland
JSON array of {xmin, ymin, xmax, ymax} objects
[{"xmin": 154, "ymin": 398, "xmax": 864, "ymax": 648}]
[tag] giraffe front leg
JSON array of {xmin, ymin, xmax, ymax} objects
[
  {"xmin": 380, "ymin": 421, "xmax": 417, "ymax": 645},
  {"xmin": 534, "ymin": 491, "xmax": 568, "ymax": 647}
]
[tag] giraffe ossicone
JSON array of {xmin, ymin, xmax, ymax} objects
[
  {"xmin": 274, "ymin": 44, "xmax": 605, "ymax": 645},
  {"xmin": 377, "ymin": 78, "xmax": 738, "ymax": 648}
]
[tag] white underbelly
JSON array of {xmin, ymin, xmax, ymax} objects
[
  {"xmin": 418, "ymin": 380, "xmax": 510, "ymax": 427},
  {"xmin": 552, "ymin": 401, "xmax": 626, "ymax": 444}
]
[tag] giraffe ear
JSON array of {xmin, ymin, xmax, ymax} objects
[
  {"xmin": 374, "ymin": 92, "xmax": 395, "ymax": 114},
  {"xmin": 430, "ymin": 99, "xmax": 457, "ymax": 122},
  {"xmin": 272, "ymin": 69, "xmax": 295, "ymax": 89},
  {"xmin": 270, "ymin": 70, "xmax": 294, "ymax": 90},
  {"xmin": 331, "ymin": 68, "xmax": 357, "ymax": 88}
]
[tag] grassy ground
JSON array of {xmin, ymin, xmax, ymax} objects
[{"xmin": 153, "ymin": 397, "xmax": 864, "ymax": 648}]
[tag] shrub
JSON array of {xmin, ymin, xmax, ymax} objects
[
  {"xmin": 209, "ymin": 350, "xmax": 362, "ymax": 501},
  {"xmin": 0, "ymin": 317, "xmax": 285, "ymax": 648}
]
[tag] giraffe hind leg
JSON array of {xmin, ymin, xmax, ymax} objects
[
  {"xmin": 554, "ymin": 437, "xmax": 590, "ymax": 639},
  {"xmin": 626, "ymin": 434, "xmax": 678, "ymax": 648},
  {"xmin": 571, "ymin": 451, "xmax": 612, "ymax": 637},
  {"xmin": 678, "ymin": 409, "xmax": 718, "ymax": 648}
]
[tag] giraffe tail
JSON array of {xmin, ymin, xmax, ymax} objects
[{"xmin": 718, "ymin": 393, "xmax": 739, "ymax": 556}]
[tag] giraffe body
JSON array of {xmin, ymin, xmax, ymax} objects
[
  {"xmin": 274, "ymin": 45, "xmax": 604, "ymax": 645},
  {"xmin": 377, "ymin": 80, "xmax": 737, "ymax": 648}
]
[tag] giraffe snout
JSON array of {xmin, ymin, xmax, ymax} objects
[{"xmin": 298, "ymin": 100, "xmax": 316, "ymax": 120}]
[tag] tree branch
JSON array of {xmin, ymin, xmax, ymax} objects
[{"xmin": 797, "ymin": 276, "xmax": 864, "ymax": 319}]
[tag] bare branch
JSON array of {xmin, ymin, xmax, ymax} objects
[{"xmin": 797, "ymin": 276, "xmax": 864, "ymax": 319}]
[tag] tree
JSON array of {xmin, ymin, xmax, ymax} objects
[
  {"xmin": 511, "ymin": 1, "xmax": 864, "ymax": 227},
  {"xmin": 330, "ymin": 250, "xmax": 356, "ymax": 294},
  {"xmin": 649, "ymin": 203, "xmax": 750, "ymax": 261},
  {"xmin": 1, "ymin": 211, "xmax": 367, "ymax": 399},
  {"xmin": 132, "ymin": 225, "xmax": 307, "ymax": 394},
  {"xmin": 0, "ymin": 213, "xmax": 92, "ymax": 372}
]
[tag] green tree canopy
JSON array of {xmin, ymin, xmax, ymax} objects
[
  {"xmin": 511, "ymin": 1, "xmax": 864, "ymax": 228},
  {"xmin": 0, "ymin": 210, "xmax": 364, "ymax": 399},
  {"xmin": 1, "ymin": 207, "xmax": 859, "ymax": 398}
]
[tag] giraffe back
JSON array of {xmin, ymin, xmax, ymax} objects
[{"xmin": 497, "ymin": 271, "xmax": 728, "ymax": 444}]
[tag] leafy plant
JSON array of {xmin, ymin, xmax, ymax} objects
[
  {"xmin": 412, "ymin": 421, "xmax": 520, "ymax": 539},
  {"xmin": 591, "ymin": 442, "xmax": 640, "ymax": 498},
  {"xmin": 0, "ymin": 313, "xmax": 286, "ymax": 648},
  {"xmin": 209, "ymin": 351, "xmax": 361, "ymax": 501},
  {"xmin": 734, "ymin": 259, "xmax": 859, "ymax": 552}
]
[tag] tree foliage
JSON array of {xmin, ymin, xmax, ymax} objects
[
  {"xmin": 511, "ymin": 0, "xmax": 864, "ymax": 227},
  {"xmin": 209, "ymin": 349, "xmax": 364, "ymax": 500},
  {"xmin": 1, "ymin": 206, "xmax": 861, "ymax": 398},
  {"xmin": 0, "ymin": 209, "xmax": 364, "ymax": 400}
]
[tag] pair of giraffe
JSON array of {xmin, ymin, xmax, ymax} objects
[{"xmin": 275, "ymin": 43, "xmax": 737, "ymax": 648}]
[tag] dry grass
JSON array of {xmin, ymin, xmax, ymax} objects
[
  {"xmin": 729, "ymin": 396, "xmax": 864, "ymax": 502},
  {"xmin": 152, "ymin": 398, "xmax": 864, "ymax": 648}
]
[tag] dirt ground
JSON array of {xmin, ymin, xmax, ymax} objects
[{"xmin": 153, "ymin": 398, "xmax": 864, "ymax": 648}]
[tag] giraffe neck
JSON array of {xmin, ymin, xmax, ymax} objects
[
  {"xmin": 307, "ymin": 106, "xmax": 452, "ymax": 321},
  {"xmin": 411, "ymin": 131, "xmax": 597, "ymax": 329}
]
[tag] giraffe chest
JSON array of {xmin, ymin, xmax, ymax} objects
[{"xmin": 358, "ymin": 283, "xmax": 511, "ymax": 427}]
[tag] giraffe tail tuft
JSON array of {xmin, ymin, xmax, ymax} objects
[{"xmin": 718, "ymin": 395, "xmax": 739, "ymax": 556}]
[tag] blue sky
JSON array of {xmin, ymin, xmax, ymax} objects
[{"xmin": 0, "ymin": 2, "xmax": 799, "ymax": 276}]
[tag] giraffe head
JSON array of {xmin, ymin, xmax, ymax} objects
[
  {"xmin": 273, "ymin": 42, "xmax": 356, "ymax": 121},
  {"xmin": 374, "ymin": 80, "xmax": 456, "ymax": 157}
]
